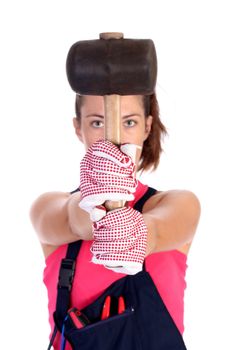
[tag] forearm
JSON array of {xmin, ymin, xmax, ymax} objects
[
  {"xmin": 67, "ymin": 192, "xmax": 93, "ymax": 240},
  {"xmin": 143, "ymin": 190, "xmax": 201, "ymax": 254},
  {"xmin": 30, "ymin": 191, "xmax": 93, "ymax": 246}
]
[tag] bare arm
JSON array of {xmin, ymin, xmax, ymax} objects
[
  {"xmin": 143, "ymin": 190, "xmax": 201, "ymax": 255},
  {"xmin": 30, "ymin": 189, "xmax": 200, "ymax": 258},
  {"xmin": 30, "ymin": 191, "xmax": 93, "ymax": 257}
]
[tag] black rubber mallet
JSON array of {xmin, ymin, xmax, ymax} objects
[{"xmin": 66, "ymin": 32, "xmax": 157, "ymax": 210}]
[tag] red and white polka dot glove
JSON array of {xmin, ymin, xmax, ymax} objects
[
  {"xmin": 79, "ymin": 140, "xmax": 139, "ymax": 220},
  {"xmin": 90, "ymin": 207, "xmax": 148, "ymax": 275}
]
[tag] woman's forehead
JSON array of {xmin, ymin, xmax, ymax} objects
[{"xmin": 81, "ymin": 95, "xmax": 143, "ymax": 113}]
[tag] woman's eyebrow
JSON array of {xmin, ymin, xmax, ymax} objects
[
  {"xmin": 84, "ymin": 114, "xmax": 104, "ymax": 118},
  {"xmin": 84, "ymin": 113, "xmax": 142, "ymax": 119},
  {"xmin": 123, "ymin": 113, "xmax": 142, "ymax": 119}
]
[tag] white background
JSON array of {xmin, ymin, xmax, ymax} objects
[{"xmin": 0, "ymin": 1, "xmax": 232, "ymax": 349}]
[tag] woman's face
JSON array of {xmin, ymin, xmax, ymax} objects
[{"xmin": 73, "ymin": 95, "xmax": 152, "ymax": 154}]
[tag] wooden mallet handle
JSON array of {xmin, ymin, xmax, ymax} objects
[
  {"xmin": 99, "ymin": 32, "xmax": 123, "ymax": 40},
  {"xmin": 100, "ymin": 33, "xmax": 125, "ymax": 211}
]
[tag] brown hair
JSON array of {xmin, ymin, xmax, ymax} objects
[{"xmin": 75, "ymin": 93, "xmax": 167, "ymax": 172}]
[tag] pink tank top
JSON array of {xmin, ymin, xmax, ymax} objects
[{"xmin": 43, "ymin": 182, "xmax": 187, "ymax": 349}]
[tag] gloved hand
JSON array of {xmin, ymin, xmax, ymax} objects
[
  {"xmin": 79, "ymin": 140, "xmax": 138, "ymax": 221},
  {"xmin": 90, "ymin": 206, "xmax": 148, "ymax": 275}
]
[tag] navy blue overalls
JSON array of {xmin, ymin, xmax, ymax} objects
[{"xmin": 49, "ymin": 187, "xmax": 187, "ymax": 349}]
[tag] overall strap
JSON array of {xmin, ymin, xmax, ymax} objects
[
  {"xmin": 133, "ymin": 186, "xmax": 157, "ymax": 213},
  {"xmin": 53, "ymin": 240, "xmax": 82, "ymax": 331},
  {"xmin": 133, "ymin": 186, "xmax": 157, "ymax": 271}
]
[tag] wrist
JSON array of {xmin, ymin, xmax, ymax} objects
[
  {"xmin": 67, "ymin": 192, "xmax": 93, "ymax": 240},
  {"xmin": 142, "ymin": 212, "xmax": 157, "ymax": 255}
]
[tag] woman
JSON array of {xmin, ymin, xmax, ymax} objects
[{"xmin": 30, "ymin": 92, "xmax": 201, "ymax": 349}]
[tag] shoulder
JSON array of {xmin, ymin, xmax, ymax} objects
[
  {"xmin": 30, "ymin": 191, "xmax": 72, "ymax": 214},
  {"xmin": 30, "ymin": 191, "xmax": 74, "ymax": 230},
  {"xmin": 30, "ymin": 191, "xmax": 80, "ymax": 258},
  {"xmin": 143, "ymin": 189, "xmax": 201, "ymax": 255},
  {"xmin": 145, "ymin": 189, "xmax": 201, "ymax": 212},
  {"xmin": 30, "ymin": 190, "xmax": 82, "ymax": 218},
  {"xmin": 146, "ymin": 189, "xmax": 201, "ymax": 227}
]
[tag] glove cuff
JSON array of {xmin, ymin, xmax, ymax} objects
[{"xmin": 91, "ymin": 256, "xmax": 143, "ymax": 275}]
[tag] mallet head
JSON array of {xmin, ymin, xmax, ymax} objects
[{"xmin": 66, "ymin": 34, "xmax": 157, "ymax": 96}]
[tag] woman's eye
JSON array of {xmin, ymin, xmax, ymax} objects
[
  {"xmin": 124, "ymin": 119, "xmax": 136, "ymax": 127},
  {"xmin": 91, "ymin": 120, "xmax": 104, "ymax": 128}
]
